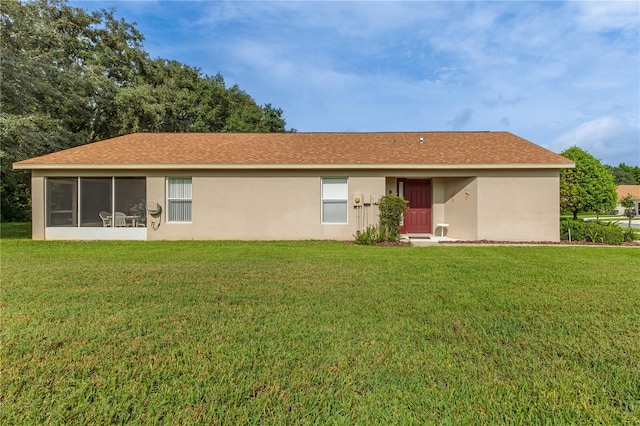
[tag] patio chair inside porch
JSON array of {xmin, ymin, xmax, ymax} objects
[
  {"xmin": 114, "ymin": 212, "xmax": 127, "ymax": 227},
  {"xmin": 99, "ymin": 211, "xmax": 112, "ymax": 227}
]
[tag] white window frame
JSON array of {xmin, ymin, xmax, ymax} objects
[
  {"xmin": 321, "ymin": 177, "xmax": 348, "ymax": 224},
  {"xmin": 167, "ymin": 177, "xmax": 193, "ymax": 223}
]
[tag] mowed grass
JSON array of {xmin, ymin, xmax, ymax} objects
[
  {"xmin": 0, "ymin": 222, "xmax": 31, "ymax": 239},
  {"xmin": 1, "ymin": 236, "xmax": 639, "ymax": 424}
]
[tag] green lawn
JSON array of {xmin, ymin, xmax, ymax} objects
[
  {"xmin": 0, "ymin": 222, "xmax": 31, "ymax": 239},
  {"xmin": 1, "ymin": 234, "xmax": 639, "ymax": 424}
]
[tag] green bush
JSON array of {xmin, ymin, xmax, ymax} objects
[
  {"xmin": 602, "ymin": 226, "xmax": 624, "ymax": 245},
  {"xmin": 561, "ymin": 219, "xmax": 629, "ymax": 245},
  {"xmin": 560, "ymin": 219, "xmax": 585, "ymax": 241},
  {"xmin": 623, "ymin": 227, "xmax": 638, "ymax": 243},
  {"xmin": 584, "ymin": 221, "xmax": 624, "ymax": 245},
  {"xmin": 354, "ymin": 225, "xmax": 383, "ymax": 245},
  {"xmin": 378, "ymin": 194, "xmax": 408, "ymax": 242}
]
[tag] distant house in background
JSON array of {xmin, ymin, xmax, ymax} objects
[
  {"xmin": 13, "ymin": 131, "xmax": 574, "ymax": 242},
  {"xmin": 615, "ymin": 185, "xmax": 640, "ymax": 216}
]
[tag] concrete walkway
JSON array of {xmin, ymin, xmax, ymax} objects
[
  {"xmin": 405, "ymin": 236, "xmax": 459, "ymax": 246},
  {"xmin": 405, "ymin": 236, "xmax": 640, "ymax": 247}
]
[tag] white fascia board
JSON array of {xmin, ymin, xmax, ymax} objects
[{"xmin": 14, "ymin": 162, "xmax": 575, "ymax": 171}]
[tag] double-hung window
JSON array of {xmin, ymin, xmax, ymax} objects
[
  {"xmin": 321, "ymin": 177, "xmax": 348, "ymax": 224},
  {"xmin": 167, "ymin": 178, "xmax": 192, "ymax": 222}
]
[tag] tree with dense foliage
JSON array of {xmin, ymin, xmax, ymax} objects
[
  {"xmin": 1, "ymin": 0, "xmax": 290, "ymax": 221},
  {"xmin": 560, "ymin": 147, "xmax": 618, "ymax": 220},
  {"xmin": 607, "ymin": 163, "xmax": 640, "ymax": 185}
]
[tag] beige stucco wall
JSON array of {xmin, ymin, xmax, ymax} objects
[
  {"xmin": 443, "ymin": 177, "xmax": 479, "ymax": 240},
  {"xmin": 31, "ymin": 176, "xmax": 45, "ymax": 240},
  {"xmin": 147, "ymin": 172, "xmax": 385, "ymax": 240},
  {"xmin": 431, "ymin": 179, "xmax": 446, "ymax": 231},
  {"xmin": 476, "ymin": 172, "xmax": 560, "ymax": 241},
  {"xmin": 433, "ymin": 172, "xmax": 560, "ymax": 241},
  {"xmin": 157, "ymin": 170, "xmax": 558, "ymax": 241},
  {"xmin": 29, "ymin": 168, "xmax": 561, "ymax": 241}
]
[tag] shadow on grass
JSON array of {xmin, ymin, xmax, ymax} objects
[{"xmin": 0, "ymin": 222, "xmax": 31, "ymax": 239}]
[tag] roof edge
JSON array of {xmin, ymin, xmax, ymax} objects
[{"xmin": 14, "ymin": 162, "xmax": 575, "ymax": 171}]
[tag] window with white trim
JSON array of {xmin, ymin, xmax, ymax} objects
[
  {"xmin": 321, "ymin": 177, "xmax": 348, "ymax": 223},
  {"xmin": 167, "ymin": 178, "xmax": 192, "ymax": 222}
]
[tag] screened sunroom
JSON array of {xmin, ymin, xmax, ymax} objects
[{"xmin": 45, "ymin": 177, "xmax": 147, "ymax": 240}]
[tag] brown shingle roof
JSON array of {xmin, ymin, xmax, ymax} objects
[
  {"xmin": 13, "ymin": 131, "xmax": 574, "ymax": 169},
  {"xmin": 617, "ymin": 185, "xmax": 640, "ymax": 200}
]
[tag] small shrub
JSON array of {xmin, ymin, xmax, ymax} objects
[
  {"xmin": 378, "ymin": 194, "xmax": 408, "ymax": 242},
  {"xmin": 602, "ymin": 226, "xmax": 624, "ymax": 245},
  {"xmin": 583, "ymin": 221, "xmax": 600, "ymax": 242},
  {"xmin": 354, "ymin": 225, "xmax": 383, "ymax": 245},
  {"xmin": 584, "ymin": 221, "xmax": 624, "ymax": 245},
  {"xmin": 561, "ymin": 219, "xmax": 629, "ymax": 245},
  {"xmin": 560, "ymin": 219, "xmax": 585, "ymax": 241},
  {"xmin": 623, "ymin": 227, "xmax": 638, "ymax": 243}
]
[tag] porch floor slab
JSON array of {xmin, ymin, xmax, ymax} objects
[{"xmin": 404, "ymin": 234, "xmax": 459, "ymax": 246}]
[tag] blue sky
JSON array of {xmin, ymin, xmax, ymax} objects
[{"xmin": 70, "ymin": 0, "xmax": 640, "ymax": 166}]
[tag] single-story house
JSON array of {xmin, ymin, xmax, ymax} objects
[
  {"xmin": 615, "ymin": 185, "xmax": 640, "ymax": 216},
  {"xmin": 13, "ymin": 131, "xmax": 574, "ymax": 241}
]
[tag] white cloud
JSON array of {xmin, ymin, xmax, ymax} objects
[
  {"xmin": 550, "ymin": 116, "xmax": 640, "ymax": 165},
  {"xmin": 232, "ymin": 41, "xmax": 297, "ymax": 79},
  {"xmin": 68, "ymin": 0, "xmax": 640, "ymax": 165},
  {"xmin": 571, "ymin": 1, "xmax": 640, "ymax": 32}
]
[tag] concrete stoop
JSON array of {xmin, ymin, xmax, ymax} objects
[{"xmin": 404, "ymin": 234, "xmax": 458, "ymax": 246}]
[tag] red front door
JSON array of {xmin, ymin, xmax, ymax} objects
[{"xmin": 401, "ymin": 179, "xmax": 432, "ymax": 234}]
